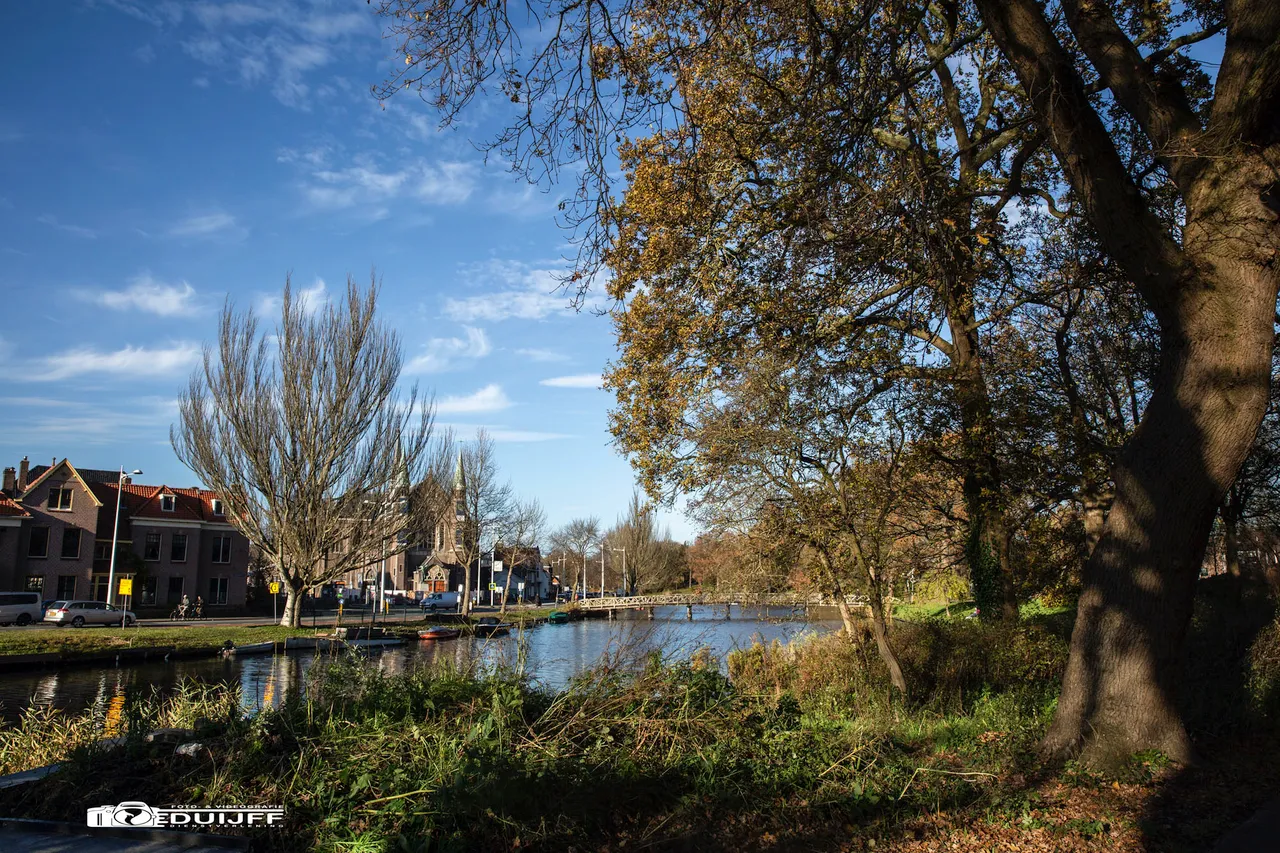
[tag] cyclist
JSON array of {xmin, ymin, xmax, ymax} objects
[
  {"xmin": 178, "ymin": 594, "xmax": 190, "ymax": 620},
  {"xmin": 194, "ymin": 595, "xmax": 205, "ymax": 619}
]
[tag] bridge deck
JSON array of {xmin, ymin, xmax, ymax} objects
[{"xmin": 568, "ymin": 593, "xmax": 867, "ymax": 611}]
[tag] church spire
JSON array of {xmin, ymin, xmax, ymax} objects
[{"xmin": 453, "ymin": 449, "xmax": 465, "ymax": 494}]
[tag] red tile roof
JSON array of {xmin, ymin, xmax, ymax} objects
[
  {"xmin": 91, "ymin": 483, "xmax": 230, "ymax": 523},
  {"xmin": 0, "ymin": 496, "xmax": 30, "ymax": 518}
]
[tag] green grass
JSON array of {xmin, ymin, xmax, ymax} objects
[{"xmin": 0, "ymin": 625, "xmax": 315, "ymax": 656}]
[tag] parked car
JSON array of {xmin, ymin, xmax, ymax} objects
[
  {"xmin": 420, "ymin": 591, "xmax": 460, "ymax": 612},
  {"xmin": 44, "ymin": 600, "xmax": 136, "ymax": 627},
  {"xmin": 0, "ymin": 592, "xmax": 43, "ymax": 626}
]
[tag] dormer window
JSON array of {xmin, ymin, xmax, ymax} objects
[
  {"xmin": 160, "ymin": 494, "xmax": 176, "ymax": 513},
  {"xmin": 47, "ymin": 486, "xmax": 73, "ymax": 511},
  {"xmin": 211, "ymin": 499, "xmax": 224, "ymax": 516}
]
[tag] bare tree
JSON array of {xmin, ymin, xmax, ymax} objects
[
  {"xmin": 496, "ymin": 497, "xmax": 547, "ymax": 614},
  {"xmin": 172, "ymin": 275, "xmax": 439, "ymax": 627},
  {"xmin": 455, "ymin": 428, "xmax": 513, "ymax": 615},
  {"xmin": 553, "ymin": 517, "xmax": 600, "ymax": 601}
]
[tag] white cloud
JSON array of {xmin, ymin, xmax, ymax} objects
[
  {"xmin": 175, "ymin": 3, "xmax": 373, "ymax": 109},
  {"xmin": 28, "ymin": 343, "xmax": 201, "ymax": 381},
  {"xmin": 77, "ymin": 273, "xmax": 200, "ymax": 317},
  {"xmin": 442, "ymin": 260, "xmax": 582, "ymax": 323},
  {"xmin": 37, "ymin": 214, "xmax": 97, "ymax": 239},
  {"xmin": 0, "ymin": 396, "xmax": 180, "ymax": 446},
  {"xmin": 258, "ymin": 277, "xmax": 329, "ymax": 316},
  {"xmin": 539, "ymin": 374, "xmax": 602, "ymax": 389},
  {"xmin": 435, "ymin": 384, "xmax": 513, "ymax": 415},
  {"xmin": 168, "ymin": 211, "xmax": 246, "ymax": 240},
  {"xmin": 515, "ymin": 347, "xmax": 570, "ymax": 363},
  {"xmin": 300, "ymin": 158, "xmax": 476, "ymax": 211},
  {"xmin": 405, "ymin": 327, "xmax": 492, "ymax": 374}
]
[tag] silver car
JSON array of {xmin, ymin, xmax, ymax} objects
[{"xmin": 44, "ymin": 600, "xmax": 136, "ymax": 627}]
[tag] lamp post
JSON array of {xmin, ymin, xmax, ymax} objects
[
  {"xmin": 106, "ymin": 467, "xmax": 142, "ymax": 626},
  {"xmin": 612, "ymin": 547, "xmax": 626, "ymax": 596}
]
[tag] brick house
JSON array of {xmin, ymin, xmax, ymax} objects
[{"xmin": 0, "ymin": 456, "xmax": 248, "ymax": 608}]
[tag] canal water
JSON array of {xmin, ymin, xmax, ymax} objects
[{"xmin": 0, "ymin": 607, "xmax": 838, "ymax": 720}]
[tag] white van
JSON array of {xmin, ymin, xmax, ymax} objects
[
  {"xmin": 0, "ymin": 591, "xmax": 43, "ymax": 626},
  {"xmin": 420, "ymin": 591, "xmax": 460, "ymax": 612}
]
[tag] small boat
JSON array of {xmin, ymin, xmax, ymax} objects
[
  {"xmin": 547, "ymin": 610, "xmax": 570, "ymax": 624},
  {"xmin": 345, "ymin": 638, "xmax": 405, "ymax": 649},
  {"xmin": 473, "ymin": 617, "xmax": 514, "ymax": 638},
  {"xmin": 418, "ymin": 626, "xmax": 462, "ymax": 642},
  {"xmin": 222, "ymin": 641, "xmax": 275, "ymax": 657}
]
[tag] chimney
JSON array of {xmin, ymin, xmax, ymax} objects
[
  {"xmin": 2, "ymin": 467, "xmax": 14, "ymax": 494},
  {"xmin": 17, "ymin": 457, "xmax": 29, "ymax": 492}
]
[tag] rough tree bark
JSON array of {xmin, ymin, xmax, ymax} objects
[{"xmin": 975, "ymin": 0, "xmax": 1280, "ymax": 763}]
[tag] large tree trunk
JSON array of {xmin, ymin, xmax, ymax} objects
[
  {"xmin": 867, "ymin": 584, "xmax": 908, "ymax": 699},
  {"xmin": 1043, "ymin": 260, "xmax": 1276, "ymax": 765},
  {"xmin": 946, "ymin": 287, "xmax": 1020, "ymax": 622}
]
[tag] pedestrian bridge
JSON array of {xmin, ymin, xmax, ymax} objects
[{"xmin": 566, "ymin": 591, "xmax": 867, "ymax": 613}]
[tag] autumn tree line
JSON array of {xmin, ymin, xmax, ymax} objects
[{"xmin": 366, "ymin": 0, "xmax": 1280, "ymax": 766}]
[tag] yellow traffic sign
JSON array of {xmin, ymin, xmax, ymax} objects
[
  {"xmin": 118, "ymin": 578, "xmax": 132, "ymax": 596},
  {"xmin": 269, "ymin": 582, "xmax": 280, "ymax": 594}
]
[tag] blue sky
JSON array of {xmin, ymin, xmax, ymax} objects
[{"xmin": 0, "ymin": 0, "xmax": 693, "ymax": 542}]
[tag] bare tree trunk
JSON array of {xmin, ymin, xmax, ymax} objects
[
  {"xmin": 461, "ymin": 560, "xmax": 473, "ymax": 616},
  {"xmin": 1043, "ymin": 270, "xmax": 1276, "ymax": 765},
  {"xmin": 1222, "ymin": 490, "xmax": 1243, "ymax": 581},
  {"xmin": 868, "ymin": 590, "xmax": 908, "ymax": 699},
  {"xmin": 1081, "ymin": 487, "xmax": 1112, "ymax": 559},
  {"xmin": 499, "ymin": 560, "xmax": 515, "ymax": 616},
  {"xmin": 281, "ymin": 583, "xmax": 304, "ymax": 628}
]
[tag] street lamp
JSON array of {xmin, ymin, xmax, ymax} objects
[
  {"xmin": 106, "ymin": 467, "xmax": 142, "ymax": 626},
  {"xmin": 611, "ymin": 547, "xmax": 626, "ymax": 597}
]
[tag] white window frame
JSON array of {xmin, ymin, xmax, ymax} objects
[{"xmin": 160, "ymin": 494, "xmax": 176, "ymax": 513}]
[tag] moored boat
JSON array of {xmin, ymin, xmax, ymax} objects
[
  {"xmin": 547, "ymin": 610, "xmax": 570, "ymax": 624},
  {"xmin": 418, "ymin": 626, "xmax": 462, "ymax": 642},
  {"xmin": 222, "ymin": 641, "xmax": 275, "ymax": 657},
  {"xmin": 473, "ymin": 617, "xmax": 513, "ymax": 637}
]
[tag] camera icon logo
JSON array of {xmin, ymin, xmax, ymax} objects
[{"xmin": 87, "ymin": 802, "xmax": 158, "ymax": 828}]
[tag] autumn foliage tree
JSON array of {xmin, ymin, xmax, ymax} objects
[{"xmin": 375, "ymin": 0, "xmax": 1280, "ymax": 762}]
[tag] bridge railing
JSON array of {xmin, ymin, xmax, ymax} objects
[{"xmin": 568, "ymin": 592, "xmax": 868, "ymax": 610}]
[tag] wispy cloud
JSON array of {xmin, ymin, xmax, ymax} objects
[
  {"xmin": 435, "ymin": 384, "xmax": 513, "ymax": 415},
  {"xmin": 405, "ymin": 327, "xmax": 491, "ymax": 374},
  {"xmin": 299, "ymin": 157, "xmax": 476, "ymax": 212},
  {"xmin": 27, "ymin": 343, "xmax": 201, "ymax": 381},
  {"xmin": 442, "ymin": 259, "xmax": 603, "ymax": 323},
  {"xmin": 515, "ymin": 347, "xmax": 570, "ymax": 363},
  {"xmin": 258, "ymin": 277, "xmax": 329, "ymax": 316},
  {"xmin": 168, "ymin": 211, "xmax": 247, "ymax": 240},
  {"xmin": 0, "ymin": 396, "xmax": 181, "ymax": 446},
  {"xmin": 442, "ymin": 423, "xmax": 573, "ymax": 443},
  {"xmin": 172, "ymin": 2, "xmax": 373, "ymax": 109},
  {"xmin": 37, "ymin": 214, "xmax": 97, "ymax": 239},
  {"xmin": 539, "ymin": 374, "xmax": 602, "ymax": 389},
  {"xmin": 75, "ymin": 274, "xmax": 201, "ymax": 317}
]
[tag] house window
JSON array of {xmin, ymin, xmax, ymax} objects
[
  {"xmin": 56, "ymin": 575, "xmax": 76, "ymax": 600},
  {"xmin": 167, "ymin": 576, "xmax": 184, "ymax": 604},
  {"xmin": 25, "ymin": 576, "xmax": 44, "ymax": 593},
  {"xmin": 160, "ymin": 494, "xmax": 175, "ymax": 512},
  {"xmin": 454, "ymin": 525, "xmax": 462, "ymax": 547},
  {"xmin": 139, "ymin": 577, "xmax": 157, "ymax": 606},
  {"xmin": 208, "ymin": 577, "xmax": 228, "ymax": 606},
  {"xmin": 28, "ymin": 527, "xmax": 49, "ymax": 558},
  {"xmin": 91, "ymin": 574, "xmax": 109, "ymax": 602},
  {"xmin": 455, "ymin": 500, "xmax": 464, "ymax": 521},
  {"xmin": 144, "ymin": 532, "xmax": 162, "ymax": 561},
  {"xmin": 212, "ymin": 535, "xmax": 231, "ymax": 563},
  {"xmin": 61, "ymin": 528, "xmax": 81, "ymax": 559},
  {"xmin": 47, "ymin": 486, "xmax": 73, "ymax": 511},
  {"xmin": 211, "ymin": 499, "xmax": 224, "ymax": 516},
  {"xmin": 171, "ymin": 533, "xmax": 188, "ymax": 562},
  {"xmin": 93, "ymin": 541, "xmax": 110, "ymax": 561}
]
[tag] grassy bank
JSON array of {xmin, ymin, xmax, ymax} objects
[
  {"xmin": 0, "ymin": 625, "xmax": 315, "ymax": 657},
  {"xmin": 1, "ymin": 601, "xmax": 1277, "ymax": 853}
]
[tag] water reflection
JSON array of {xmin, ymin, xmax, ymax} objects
[{"xmin": 0, "ymin": 608, "xmax": 835, "ymax": 720}]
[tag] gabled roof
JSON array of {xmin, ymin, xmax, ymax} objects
[
  {"xmin": 0, "ymin": 496, "xmax": 30, "ymax": 518},
  {"xmin": 20, "ymin": 460, "xmax": 104, "ymax": 507},
  {"xmin": 91, "ymin": 482, "xmax": 230, "ymax": 523},
  {"xmin": 27, "ymin": 465, "xmax": 124, "ymax": 485}
]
